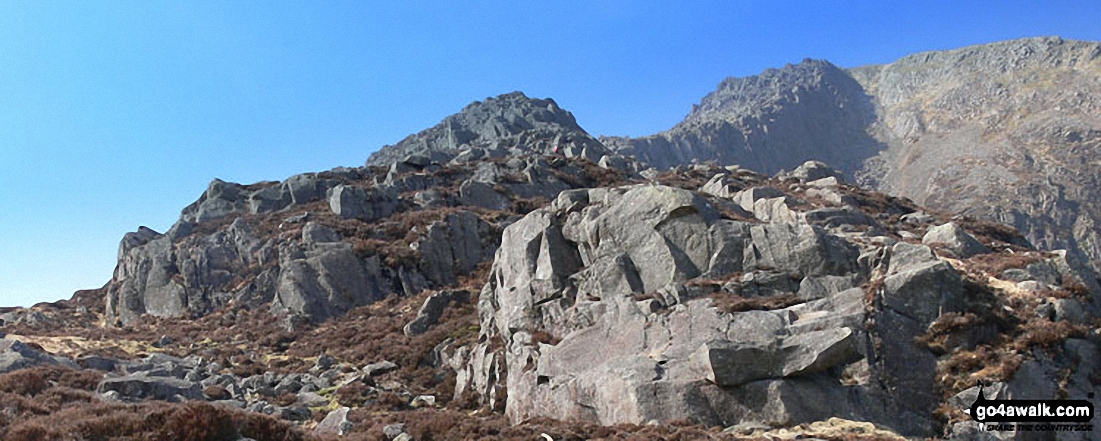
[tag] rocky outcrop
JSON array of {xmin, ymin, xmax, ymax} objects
[
  {"xmin": 103, "ymin": 88, "xmax": 644, "ymax": 327},
  {"xmin": 414, "ymin": 212, "xmax": 495, "ymax": 287},
  {"xmin": 922, "ymin": 222, "xmax": 991, "ymax": 258},
  {"xmin": 105, "ymin": 140, "xmax": 627, "ymax": 326},
  {"xmin": 459, "ymin": 181, "xmax": 953, "ymax": 435},
  {"xmin": 328, "ymin": 184, "xmax": 398, "ymax": 222},
  {"xmin": 452, "ymin": 159, "xmax": 1101, "ymax": 436},
  {"xmin": 106, "ymin": 218, "xmax": 266, "ymax": 325},
  {"xmin": 98, "ymin": 373, "xmax": 204, "ymax": 402}
]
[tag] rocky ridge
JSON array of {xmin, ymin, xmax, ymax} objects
[{"xmin": 105, "ymin": 136, "xmax": 626, "ymax": 328}]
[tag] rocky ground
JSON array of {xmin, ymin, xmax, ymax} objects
[{"xmin": 1, "ymin": 89, "xmax": 1099, "ymax": 440}]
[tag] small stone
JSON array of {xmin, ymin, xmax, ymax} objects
[
  {"xmin": 900, "ymin": 211, "xmax": 934, "ymax": 225},
  {"xmin": 363, "ymin": 360, "xmax": 399, "ymax": 377},
  {"xmin": 410, "ymin": 395, "xmax": 436, "ymax": 408},
  {"xmin": 313, "ymin": 354, "xmax": 337, "ymax": 371},
  {"xmin": 276, "ymin": 406, "xmax": 312, "ymax": 421},
  {"xmin": 383, "ymin": 423, "xmax": 407, "ymax": 440},
  {"xmin": 315, "ymin": 407, "xmax": 353, "ymax": 436},
  {"xmin": 153, "ymin": 335, "xmax": 173, "ymax": 348},
  {"xmin": 297, "ymin": 391, "xmax": 329, "ymax": 408},
  {"xmin": 203, "ymin": 384, "xmax": 230, "ymax": 400}
]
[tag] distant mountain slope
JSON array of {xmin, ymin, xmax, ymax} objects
[
  {"xmin": 853, "ymin": 37, "xmax": 1101, "ymax": 272},
  {"xmin": 602, "ymin": 59, "xmax": 883, "ymax": 174},
  {"xmin": 607, "ymin": 36, "xmax": 1101, "ymax": 274}
]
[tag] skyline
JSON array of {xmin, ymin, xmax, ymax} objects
[{"xmin": 3, "ymin": 2, "xmax": 1101, "ymax": 307}]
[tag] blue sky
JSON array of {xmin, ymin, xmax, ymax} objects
[{"xmin": 1, "ymin": 1, "xmax": 1099, "ymax": 307}]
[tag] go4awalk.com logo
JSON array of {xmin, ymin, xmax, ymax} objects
[{"xmin": 967, "ymin": 384, "xmax": 1094, "ymax": 433}]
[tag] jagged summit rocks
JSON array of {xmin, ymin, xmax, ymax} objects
[{"xmin": 367, "ymin": 91, "xmax": 611, "ymax": 166}]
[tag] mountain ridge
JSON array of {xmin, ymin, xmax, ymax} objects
[{"xmin": 606, "ymin": 36, "xmax": 1101, "ymax": 280}]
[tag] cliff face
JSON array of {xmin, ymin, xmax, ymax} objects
[{"xmin": 607, "ymin": 37, "xmax": 1101, "ymax": 276}]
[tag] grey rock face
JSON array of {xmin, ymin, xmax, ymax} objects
[
  {"xmin": 180, "ymin": 179, "xmax": 250, "ymax": 224},
  {"xmin": 603, "ymin": 59, "xmax": 882, "ymax": 176},
  {"xmin": 731, "ymin": 186, "xmax": 786, "ymax": 212},
  {"xmin": 106, "ymin": 218, "xmax": 275, "ymax": 325},
  {"xmin": 248, "ymin": 185, "xmax": 292, "ymax": 214},
  {"xmin": 415, "ymin": 211, "xmax": 495, "ymax": 286},
  {"xmin": 459, "ymin": 180, "xmax": 510, "ymax": 211},
  {"xmin": 284, "ymin": 173, "xmax": 329, "ymax": 205},
  {"xmin": 106, "ymin": 229, "xmax": 188, "ymax": 325},
  {"xmin": 314, "ymin": 407, "xmax": 354, "ymax": 435},
  {"xmin": 878, "ymin": 242, "xmax": 964, "ymax": 325},
  {"xmin": 700, "ymin": 173, "xmax": 744, "ymax": 199},
  {"xmin": 783, "ymin": 160, "xmax": 844, "ymax": 183},
  {"xmin": 692, "ymin": 328, "xmax": 856, "ymax": 387},
  {"xmin": 744, "ymin": 222, "xmax": 860, "ymax": 278},
  {"xmin": 271, "ymin": 225, "xmax": 384, "ymax": 322}
]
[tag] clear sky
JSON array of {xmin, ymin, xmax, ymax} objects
[{"xmin": 1, "ymin": 1, "xmax": 1099, "ymax": 308}]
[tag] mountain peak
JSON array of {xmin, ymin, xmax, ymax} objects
[
  {"xmin": 687, "ymin": 58, "xmax": 849, "ymax": 124},
  {"xmin": 366, "ymin": 91, "xmax": 608, "ymax": 166}
]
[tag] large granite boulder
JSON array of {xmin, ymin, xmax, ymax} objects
[
  {"xmin": 180, "ymin": 179, "xmax": 250, "ymax": 224},
  {"xmin": 878, "ymin": 242, "xmax": 964, "ymax": 325}
]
